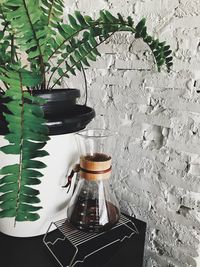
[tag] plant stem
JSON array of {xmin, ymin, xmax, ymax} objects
[
  {"xmin": 14, "ymin": 72, "xmax": 24, "ymax": 226},
  {"xmin": 10, "ymin": 34, "xmax": 15, "ymax": 64},
  {"xmin": 47, "ymin": 0, "xmax": 55, "ymax": 25}
]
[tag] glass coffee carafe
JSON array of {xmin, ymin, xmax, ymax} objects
[{"xmin": 67, "ymin": 129, "xmax": 120, "ymax": 233}]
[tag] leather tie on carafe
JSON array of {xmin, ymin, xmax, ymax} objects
[{"xmin": 62, "ymin": 164, "xmax": 80, "ymax": 192}]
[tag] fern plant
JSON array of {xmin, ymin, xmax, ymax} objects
[
  {"xmin": 0, "ymin": 0, "xmax": 173, "ymax": 222},
  {"xmin": 0, "ymin": 65, "xmax": 49, "ymax": 222}
]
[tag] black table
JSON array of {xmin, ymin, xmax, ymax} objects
[{"xmin": 0, "ymin": 215, "xmax": 146, "ymax": 267}]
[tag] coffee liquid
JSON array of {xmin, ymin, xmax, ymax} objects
[
  {"xmin": 68, "ymin": 198, "xmax": 120, "ymax": 232},
  {"xmin": 84, "ymin": 153, "xmax": 111, "ymax": 162}
]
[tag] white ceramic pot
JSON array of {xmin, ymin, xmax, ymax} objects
[{"xmin": 0, "ymin": 133, "xmax": 79, "ymax": 237}]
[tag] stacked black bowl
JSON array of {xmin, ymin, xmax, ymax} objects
[{"xmin": 0, "ymin": 89, "xmax": 95, "ymax": 136}]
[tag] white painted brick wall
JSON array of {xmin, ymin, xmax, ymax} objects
[{"xmin": 64, "ymin": 1, "xmax": 200, "ymax": 266}]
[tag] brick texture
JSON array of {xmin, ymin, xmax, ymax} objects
[{"xmin": 64, "ymin": 1, "xmax": 200, "ymax": 266}]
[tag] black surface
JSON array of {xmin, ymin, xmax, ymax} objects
[{"xmin": 0, "ymin": 214, "xmax": 146, "ymax": 267}]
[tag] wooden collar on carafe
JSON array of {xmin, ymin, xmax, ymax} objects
[{"xmin": 80, "ymin": 153, "xmax": 112, "ymax": 181}]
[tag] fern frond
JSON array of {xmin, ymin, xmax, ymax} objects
[
  {"xmin": 48, "ymin": 30, "xmax": 116, "ymax": 89},
  {"xmin": 0, "ymin": 5, "xmax": 18, "ymax": 70},
  {"xmin": 48, "ymin": 11, "xmax": 173, "ymax": 88},
  {"xmin": 0, "ymin": 66, "xmax": 49, "ymax": 222},
  {"xmin": 3, "ymin": 0, "xmax": 47, "ymax": 87}
]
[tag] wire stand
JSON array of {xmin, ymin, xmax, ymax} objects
[{"xmin": 43, "ymin": 214, "xmax": 139, "ymax": 267}]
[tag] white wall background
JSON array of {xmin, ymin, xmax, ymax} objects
[{"xmin": 64, "ymin": 1, "xmax": 200, "ymax": 266}]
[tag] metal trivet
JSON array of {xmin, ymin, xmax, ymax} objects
[{"xmin": 43, "ymin": 214, "xmax": 139, "ymax": 267}]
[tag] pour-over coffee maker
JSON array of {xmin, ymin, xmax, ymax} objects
[{"xmin": 67, "ymin": 129, "xmax": 120, "ymax": 233}]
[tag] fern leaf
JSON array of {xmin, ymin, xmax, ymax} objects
[
  {"xmin": 68, "ymin": 14, "xmax": 81, "ymax": 31},
  {"xmin": 3, "ymin": 0, "xmax": 47, "ymax": 87},
  {"xmin": 0, "ymin": 67, "xmax": 49, "ymax": 222},
  {"xmin": 41, "ymin": 0, "xmax": 64, "ymax": 27},
  {"xmin": 104, "ymin": 10, "xmax": 118, "ymax": 23},
  {"xmin": 74, "ymin": 11, "xmax": 89, "ymax": 27}
]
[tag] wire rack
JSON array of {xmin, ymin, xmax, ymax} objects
[{"xmin": 43, "ymin": 214, "xmax": 139, "ymax": 267}]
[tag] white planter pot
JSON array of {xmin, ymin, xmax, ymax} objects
[{"xmin": 0, "ymin": 133, "xmax": 79, "ymax": 237}]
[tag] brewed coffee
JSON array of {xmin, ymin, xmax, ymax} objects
[{"xmin": 68, "ymin": 198, "xmax": 120, "ymax": 232}]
